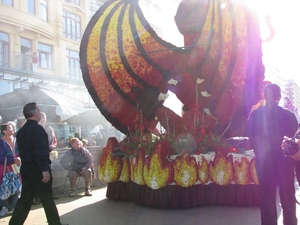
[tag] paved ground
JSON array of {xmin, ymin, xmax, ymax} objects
[{"xmin": 1, "ymin": 184, "xmax": 300, "ymax": 225}]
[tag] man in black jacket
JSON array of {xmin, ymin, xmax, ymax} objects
[
  {"xmin": 247, "ymin": 84, "xmax": 298, "ymax": 225},
  {"xmin": 9, "ymin": 102, "xmax": 67, "ymax": 225}
]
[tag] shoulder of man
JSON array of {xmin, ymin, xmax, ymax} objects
[
  {"xmin": 36, "ymin": 123, "xmax": 47, "ymax": 132},
  {"xmin": 248, "ymin": 106, "xmax": 263, "ymax": 121},
  {"xmin": 251, "ymin": 105, "xmax": 265, "ymax": 115},
  {"xmin": 277, "ymin": 105, "xmax": 295, "ymax": 117},
  {"xmin": 282, "ymin": 106, "xmax": 294, "ymax": 114}
]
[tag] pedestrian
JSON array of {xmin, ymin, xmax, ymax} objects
[
  {"xmin": 0, "ymin": 123, "xmax": 21, "ymax": 216},
  {"xmin": 39, "ymin": 112, "xmax": 57, "ymax": 151},
  {"xmin": 82, "ymin": 139, "xmax": 88, "ymax": 147},
  {"xmin": 247, "ymin": 83, "xmax": 298, "ymax": 225},
  {"xmin": 282, "ymin": 124, "xmax": 300, "ymax": 187},
  {"xmin": 16, "ymin": 117, "xmax": 26, "ymax": 130},
  {"xmin": 33, "ymin": 112, "xmax": 59, "ymax": 204},
  {"xmin": 9, "ymin": 102, "xmax": 67, "ymax": 225},
  {"xmin": 32, "ymin": 51, "xmax": 38, "ymax": 72}
]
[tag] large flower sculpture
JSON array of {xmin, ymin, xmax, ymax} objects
[
  {"xmin": 80, "ymin": 0, "xmax": 265, "ymax": 138},
  {"xmin": 81, "ymin": 0, "xmax": 267, "ymax": 190},
  {"xmin": 80, "ymin": 0, "xmax": 182, "ymax": 134}
]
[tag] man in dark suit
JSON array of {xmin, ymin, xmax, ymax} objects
[
  {"xmin": 9, "ymin": 102, "xmax": 67, "ymax": 225},
  {"xmin": 247, "ymin": 84, "xmax": 298, "ymax": 225}
]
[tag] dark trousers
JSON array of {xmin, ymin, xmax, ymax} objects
[
  {"xmin": 255, "ymin": 153, "xmax": 297, "ymax": 225},
  {"xmin": 9, "ymin": 164, "xmax": 61, "ymax": 225}
]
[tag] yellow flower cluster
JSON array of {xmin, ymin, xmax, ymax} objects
[
  {"xmin": 144, "ymin": 153, "xmax": 173, "ymax": 189},
  {"xmin": 98, "ymin": 154, "xmax": 122, "ymax": 183},
  {"xmin": 209, "ymin": 152, "xmax": 234, "ymax": 185},
  {"xmin": 233, "ymin": 157, "xmax": 252, "ymax": 185},
  {"xmin": 98, "ymin": 144, "xmax": 258, "ymax": 188},
  {"xmin": 119, "ymin": 157, "xmax": 130, "ymax": 182},
  {"xmin": 98, "ymin": 137, "xmax": 122, "ymax": 183},
  {"xmin": 174, "ymin": 154, "xmax": 198, "ymax": 187},
  {"xmin": 198, "ymin": 156, "xmax": 209, "ymax": 184},
  {"xmin": 249, "ymin": 158, "xmax": 259, "ymax": 185},
  {"xmin": 130, "ymin": 151, "xmax": 146, "ymax": 185}
]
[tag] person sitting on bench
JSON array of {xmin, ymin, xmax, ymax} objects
[{"xmin": 60, "ymin": 138, "xmax": 94, "ymax": 197}]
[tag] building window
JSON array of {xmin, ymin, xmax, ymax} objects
[
  {"xmin": 1, "ymin": 0, "xmax": 13, "ymax": 7},
  {"xmin": 38, "ymin": 43, "xmax": 52, "ymax": 69},
  {"xmin": 66, "ymin": 49, "xmax": 81, "ymax": 80},
  {"xmin": 40, "ymin": 0, "xmax": 48, "ymax": 21},
  {"xmin": 27, "ymin": 0, "xmax": 35, "ymax": 15},
  {"xmin": 0, "ymin": 32, "xmax": 9, "ymax": 67},
  {"xmin": 63, "ymin": 10, "xmax": 81, "ymax": 41},
  {"xmin": 89, "ymin": 1, "xmax": 101, "ymax": 19},
  {"xmin": 65, "ymin": 0, "xmax": 80, "ymax": 5}
]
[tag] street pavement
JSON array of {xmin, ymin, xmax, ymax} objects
[{"xmin": 1, "ymin": 184, "xmax": 300, "ymax": 225}]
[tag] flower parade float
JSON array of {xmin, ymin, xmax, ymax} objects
[{"xmin": 79, "ymin": 0, "xmax": 273, "ymax": 207}]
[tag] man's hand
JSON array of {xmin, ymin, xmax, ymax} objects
[
  {"xmin": 282, "ymin": 137, "xmax": 300, "ymax": 160},
  {"xmin": 281, "ymin": 136, "xmax": 290, "ymax": 149},
  {"xmin": 42, "ymin": 171, "xmax": 50, "ymax": 183},
  {"xmin": 14, "ymin": 157, "xmax": 21, "ymax": 166}
]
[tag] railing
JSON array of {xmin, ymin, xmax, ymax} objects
[{"xmin": 0, "ymin": 50, "xmax": 83, "ymax": 88}]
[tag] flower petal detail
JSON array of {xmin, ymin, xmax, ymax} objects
[
  {"xmin": 196, "ymin": 78, "xmax": 205, "ymax": 84},
  {"xmin": 201, "ymin": 91, "xmax": 212, "ymax": 97},
  {"xmin": 158, "ymin": 93, "xmax": 169, "ymax": 101},
  {"xmin": 167, "ymin": 78, "xmax": 178, "ymax": 85}
]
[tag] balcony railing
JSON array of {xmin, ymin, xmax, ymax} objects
[{"xmin": 0, "ymin": 50, "xmax": 84, "ymax": 88}]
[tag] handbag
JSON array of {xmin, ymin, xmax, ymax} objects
[{"xmin": 0, "ymin": 157, "xmax": 22, "ymax": 200}]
